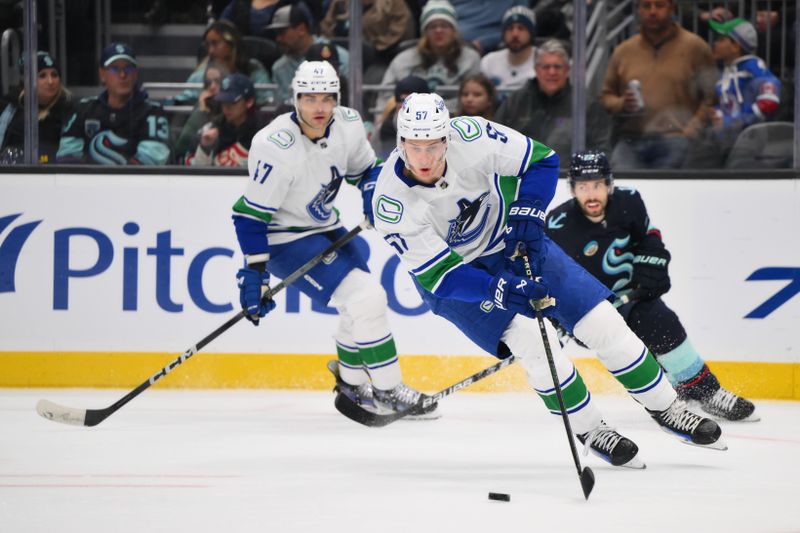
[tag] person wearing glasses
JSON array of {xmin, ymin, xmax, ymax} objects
[
  {"xmin": 56, "ymin": 42, "xmax": 171, "ymax": 165},
  {"xmin": 494, "ymin": 39, "xmax": 611, "ymax": 166}
]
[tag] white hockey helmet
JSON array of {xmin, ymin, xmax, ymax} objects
[
  {"xmin": 292, "ymin": 60, "xmax": 340, "ymax": 106},
  {"xmin": 397, "ymin": 92, "xmax": 450, "ymax": 142}
]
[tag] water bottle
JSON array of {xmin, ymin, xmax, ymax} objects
[{"xmin": 627, "ymin": 79, "xmax": 645, "ymax": 112}]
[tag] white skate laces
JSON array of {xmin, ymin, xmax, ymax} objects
[
  {"xmin": 659, "ymin": 400, "xmax": 703, "ymax": 434},
  {"xmin": 581, "ymin": 423, "xmax": 622, "ymax": 457},
  {"xmin": 707, "ymin": 388, "xmax": 738, "ymax": 414}
]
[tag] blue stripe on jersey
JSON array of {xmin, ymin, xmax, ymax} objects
[
  {"xmin": 243, "ymin": 196, "xmax": 278, "ymax": 214},
  {"xmin": 411, "ymin": 247, "xmax": 451, "ymax": 275},
  {"xmin": 486, "ymin": 173, "xmax": 505, "ymax": 248},
  {"xmin": 517, "ymin": 137, "xmax": 532, "ymax": 177}
]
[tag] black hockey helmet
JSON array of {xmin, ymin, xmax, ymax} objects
[{"xmin": 568, "ymin": 150, "xmax": 613, "ymax": 189}]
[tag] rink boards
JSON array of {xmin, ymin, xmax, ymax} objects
[{"xmin": 0, "ymin": 172, "xmax": 798, "ymax": 398}]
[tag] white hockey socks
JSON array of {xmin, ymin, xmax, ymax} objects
[
  {"xmin": 502, "ymin": 316, "xmax": 602, "ymax": 435},
  {"xmin": 331, "ymin": 269, "xmax": 401, "ymax": 390},
  {"xmin": 573, "ymin": 300, "xmax": 676, "ymax": 412}
]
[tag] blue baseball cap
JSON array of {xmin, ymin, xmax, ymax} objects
[
  {"xmin": 214, "ymin": 73, "xmax": 255, "ymax": 103},
  {"xmin": 101, "ymin": 42, "xmax": 137, "ymax": 67}
]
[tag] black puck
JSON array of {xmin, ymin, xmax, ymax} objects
[{"xmin": 488, "ymin": 492, "xmax": 510, "ymax": 502}]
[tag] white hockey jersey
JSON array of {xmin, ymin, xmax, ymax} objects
[
  {"xmin": 234, "ymin": 107, "xmax": 375, "ymax": 246},
  {"xmin": 373, "ymin": 116, "xmax": 555, "ymax": 294}
]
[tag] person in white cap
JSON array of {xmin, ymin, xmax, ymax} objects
[
  {"xmin": 231, "ymin": 61, "xmax": 439, "ymax": 419},
  {"xmin": 377, "ymin": 0, "xmax": 480, "ymax": 111}
]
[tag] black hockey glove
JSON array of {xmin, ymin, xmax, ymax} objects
[{"xmin": 631, "ymin": 247, "xmax": 671, "ymax": 300}]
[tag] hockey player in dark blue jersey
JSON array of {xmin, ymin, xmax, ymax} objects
[
  {"xmin": 56, "ymin": 43, "xmax": 171, "ymax": 165},
  {"xmin": 546, "ymin": 150, "xmax": 758, "ymax": 422}
]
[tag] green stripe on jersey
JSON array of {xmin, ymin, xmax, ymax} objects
[
  {"xmin": 614, "ymin": 351, "xmax": 662, "ymax": 391},
  {"xmin": 232, "ymin": 196, "xmax": 273, "ymax": 224},
  {"xmin": 336, "ymin": 343, "xmax": 362, "ymax": 367},
  {"xmin": 414, "ymin": 250, "xmax": 463, "ymax": 293},
  {"xmin": 499, "ymin": 174, "xmax": 521, "ymax": 223},
  {"xmin": 537, "ymin": 369, "xmax": 589, "ymax": 412},
  {"xmin": 530, "ymin": 140, "xmax": 555, "ymax": 163},
  {"xmin": 359, "ymin": 337, "xmax": 398, "ymax": 366}
]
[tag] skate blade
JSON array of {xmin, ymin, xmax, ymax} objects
[
  {"xmin": 708, "ymin": 411, "xmax": 761, "ymax": 423},
  {"xmin": 663, "ymin": 427, "xmax": 729, "ymax": 451},
  {"xmin": 618, "ymin": 456, "xmax": 647, "ymax": 469},
  {"xmin": 588, "ymin": 449, "xmax": 647, "ymax": 469},
  {"xmin": 402, "ymin": 411, "xmax": 442, "ymax": 421}
]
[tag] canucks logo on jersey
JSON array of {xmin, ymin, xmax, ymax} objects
[
  {"xmin": 306, "ymin": 167, "xmax": 344, "ymax": 222},
  {"xmin": 446, "ymin": 192, "xmax": 490, "ymax": 247}
]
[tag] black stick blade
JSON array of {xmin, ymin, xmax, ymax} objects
[
  {"xmin": 580, "ymin": 467, "xmax": 595, "ymax": 500},
  {"xmin": 333, "ymin": 393, "xmax": 409, "ymax": 427}
]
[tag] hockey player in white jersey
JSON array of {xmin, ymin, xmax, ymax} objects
[
  {"xmin": 371, "ymin": 92, "xmax": 726, "ymax": 467},
  {"xmin": 231, "ymin": 61, "xmax": 437, "ymax": 418}
]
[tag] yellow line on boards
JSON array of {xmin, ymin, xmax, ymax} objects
[{"xmin": 0, "ymin": 352, "xmax": 797, "ymax": 400}]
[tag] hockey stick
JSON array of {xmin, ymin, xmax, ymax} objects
[
  {"xmin": 521, "ymin": 254, "xmax": 595, "ymax": 500},
  {"xmin": 333, "ymin": 355, "xmax": 518, "ymax": 427},
  {"xmin": 36, "ymin": 220, "xmax": 371, "ymax": 427}
]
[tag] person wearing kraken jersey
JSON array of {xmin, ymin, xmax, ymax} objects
[
  {"xmin": 372, "ymin": 92, "xmax": 726, "ymax": 468},
  {"xmin": 545, "ymin": 150, "xmax": 758, "ymax": 422},
  {"xmin": 56, "ymin": 42, "xmax": 171, "ymax": 165},
  {"xmin": 230, "ymin": 61, "xmax": 437, "ymax": 418}
]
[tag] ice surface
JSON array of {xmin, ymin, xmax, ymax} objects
[{"xmin": 1, "ymin": 389, "xmax": 798, "ymax": 532}]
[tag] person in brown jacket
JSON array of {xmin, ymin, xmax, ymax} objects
[{"xmin": 600, "ymin": 0, "xmax": 717, "ymax": 169}]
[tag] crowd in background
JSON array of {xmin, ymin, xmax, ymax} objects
[{"xmin": 0, "ymin": 0, "xmax": 794, "ymax": 169}]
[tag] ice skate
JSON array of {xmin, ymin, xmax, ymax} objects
[
  {"xmin": 326, "ymin": 360, "xmax": 377, "ymax": 412},
  {"xmin": 698, "ymin": 387, "xmax": 759, "ymax": 422},
  {"xmin": 648, "ymin": 399, "xmax": 727, "ymax": 450},
  {"xmin": 373, "ymin": 383, "xmax": 440, "ymax": 420},
  {"xmin": 577, "ymin": 422, "xmax": 645, "ymax": 469},
  {"xmin": 677, "ymin": 370, "xmax": 759, "ymax": 422}
]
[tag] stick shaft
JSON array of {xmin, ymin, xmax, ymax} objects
[{"xmin": 44, "ymin": 221, "xmax": 370, "ymax": 427}]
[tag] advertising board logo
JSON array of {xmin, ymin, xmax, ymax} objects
[
  {"xmin": 0, "ymin": 213, "xmax": 42, "ymax": 293},
  {"xmin": 744, "ymin": 267, "xmax": 800, "ymax": 318}
]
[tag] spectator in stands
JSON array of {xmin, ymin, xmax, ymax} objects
[
  {"xmin": 371, "ymin": 75, "xmax": 429, "ymax": 160},
  {"xmin": 456, "ymin": 73, "xmax": 496, "ymax": 120},
  {"xmin": 600, "ymin": 0, "xmax": 716, "ymax": 169},
  {"xmin": 533, "ymin": 0, "xmax": 571, "ymax": 42},
  {"xmin": 177, "ymin": 20, "xmax": 272, "ymax": 106},
  {"xmin": 708, "ymin": 18, "xmax": 781, "ymax": 158},
  {"xmin": 377, "ymin": 0, "xmax": 480, "ymax": 111},
  {"xmin": 494, "ymin": 39, "xmax": 611, "ymax": 164},
  {"xmin": 174, "ymin": 60, "xmax": 229, "ymax": 160},
  {"xmin": 320, "ymin": 0, "xmax": 414, "ymax": 63},
  {"xmin": 0, "ymin": 51, "xmax": 74, "ymax": 164},
  {"xmin": 185, "ymin": 73, "xmax": 268, "ymax": 167},
  {"xmin": 450, "ymin": 0, "xmax": 527, "ymax": 54},
  {"xmin": 56, "ymin": 42, "xmax": 171, "ymax": 165},
  {"xmin": 220, "ymin": 0, "xmax": 285, "ymax": 38},
  {"xmin": 267, "ymin": 1, "xmax": 350, "ymax": 106},
  {"xmin": 480, "ymin": 5, "xmax": 537, "ymax": 94}
]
